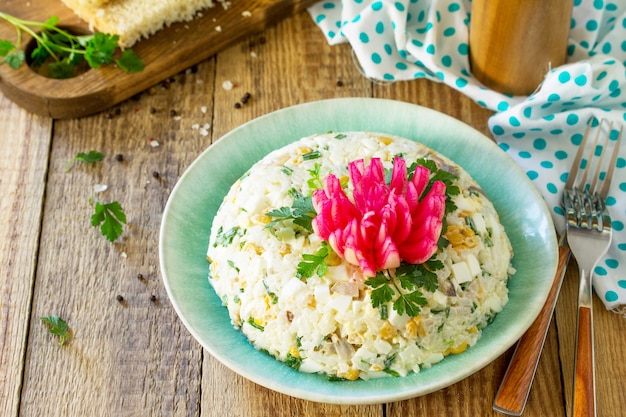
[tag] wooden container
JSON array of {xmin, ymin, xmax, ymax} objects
[{"xmin": 469, "ymin": 0, "xmax": 574, "ymax": 96}]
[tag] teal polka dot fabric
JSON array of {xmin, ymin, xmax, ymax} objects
[{"xmin": 309, "ymin": 0, "xmax": 626, "ymax": 311}]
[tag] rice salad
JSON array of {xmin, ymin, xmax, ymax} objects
[{"xmin": 207, "ymin": 132, "xmax": 514, "ymax": 380}]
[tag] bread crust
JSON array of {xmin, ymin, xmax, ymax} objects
[{"xmin": 61, "ymin": 0, "xmax": 225, "ymax": 47}]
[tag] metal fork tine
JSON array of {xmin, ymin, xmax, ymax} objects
[
  {"xmin": 578, "ymin": 119, "xmax": 605, "ymax": 193},
  {"xmin": 587, "ymin": 120, "xmax": 608, "ymax": 195},
  {"xmin": 598, "ymin": 122, "xmax": 623, "ymax": 200},
  {"xmin": 565, "ymin": 118, "xmax": 593, "ymax": 191}
]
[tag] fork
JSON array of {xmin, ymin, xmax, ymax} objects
[{"xmin": 562, "ymin": 118, "xmax": 622, "ymax": 417}]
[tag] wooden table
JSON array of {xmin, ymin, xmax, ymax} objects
[{"xmin": 1, "ymin": 11, "xmax": 624, "ymax": 417}]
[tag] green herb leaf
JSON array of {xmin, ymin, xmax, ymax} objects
[
  {"xmin": 247, "ymin": 318, "xmax": 265, "ymax": 331},
  {"xmin": 0, "ymin": 11, "xmax": 144, "ymax": 77},
  {"xmin": 84, "ymin": 32, "xmax": 117, "ymax": 68},
  {"xmin": 40, "ymin": 315, "xmax": 72, "ymax": 346},
  {"xmin": 65, "ymin": 150, "xmax": 105, "ymax": 172},
  {"xmin": 213, "ymin": 226, "xmax": 245, "ymax": 247},
  {"xmin": 286, "ymin": 353, "xmax": 303, "ymax": 370},
  {"xmin": 5, "ymin": 50, "xmax": 24, "ymax": 69},
  {"xmin": 266, "ymin": 196, "xmax": 316, "ymax": 233},
  {"xmin": 366, "ymin": 263, "xmax": 438, "ymax": 318},
  {"xmin": 91, "ymin": 200, "xmax": 127, "ymax": 242},
  {"xmin": 297, "ymin": 243, "xmax": 329, "ymax": 280},
  {"xmin": 393, "ymin": 290, "xmax": 427, "ymax": 317},
  {"xmin": 0, "ymin": 39, "xmax": 15, "ymax": 56},
  {"xmin": 302, "ymin": 150, "xmax": 322, "ymax": 160},
  {"xmin": 306, "ymin": 163, "xmax": 324, "ymax": 192},
  {"xmin": 115, "ymin": 49, "xmax": 144, "ymax": 73}
]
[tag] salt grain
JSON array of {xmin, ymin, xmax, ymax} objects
[
  {"xmin": 192, "ymin": 123, "xmax": 200, "ymax": 130},
  {"xmin": 222, "ymin": 80, "xmax": 234, "ymax": 90},
  {"xmin": 242, "ymin": 11, "xmax": 252, "ymax": 17},
  {"xmin": 149, "ymin": 139, "xmax": 160, "ymax": 147},
  {"xmin": 250, "ymin": 52, "xmax": 258, "ymax": 58},
  {"xmin": 94, "ymin": 184, "xmax": 108, "ymax": 193},
  {"xmin": 215, "ymin": 26, "xmax": 222, "ymax": 32},
  {"xmin": 201, "ymin": 106, "xmax": 207, "ymax": 114}
]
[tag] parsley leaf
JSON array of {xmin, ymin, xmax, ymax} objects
[
  {"xmin": 40, "ymin": 315, "xmax": 72, "ymax": 346},
  {"xmin": 90, "ymin": 199, "xmax": 127, "ymax": 242},
  {"xmin": 266, "ymin": 196, "xmax": 316, "ymax": 233},
  {"xmin": 297, "ymin": 243, "xmax": 329, "ymax": 280},
  {"xmin": 366, "ymin": 260, "xmax": 442, "ymax": 317},
  {"xmin": 306, "ymin": 163, "xmax": 324, "ymax": 192},
  {"xmin": 83, "ymin": 32, "xmax": 117, "ymax": 68},
  {"xmin": 367, "ymin": 274, "xmax": 395, "ymax": 309},
  {"xmin": 115, "ymin": 48, "xmax": 144, "ymax": 73},
  {"xmin": 65, "ymin": 150, "xmax": 105, "ymax": 172}
]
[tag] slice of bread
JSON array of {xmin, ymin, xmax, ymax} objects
[{"xmin": 61, "ymin": 0, "xmax": 228, "ymax": 47}]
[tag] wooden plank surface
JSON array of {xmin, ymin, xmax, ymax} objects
[
  {"xmin": 2, "ymin": 8, "xmax": 626, "ymax": 417},
  {"xmin": 0, "ymin": 0, "xmax": 317, "ymax": 119},
  {"xmin": 0, "ymin": 92, "xmax": 52, "ymax": 417}
]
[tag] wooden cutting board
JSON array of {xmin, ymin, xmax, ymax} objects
[{"xmin": 0, "ymin": 0, "xmax": 317, "ymax": 119}]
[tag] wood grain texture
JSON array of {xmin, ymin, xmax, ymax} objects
[
  {"xmin": 0, "ymin": 0, "xmax": 317, "ymax": 118},
  {"xmin": 0, "ymin": 93, "xmax": 52, "ymax": 417},
  {"xmin": 555, "ymin": 261, "xmax": 626, "ymax": 417},
  {"xmin": 2, "ymin": 6, "xmax": 626, "ymax": 417},
  {"xmin": 469, "ymin": 0, "xmax": 573, "ymax": 95},
  {"xmin": 493, "ymin": 245, "xmax": 570, "ymax": 415},
  {"xmin": 18, "ymin": 57, "xmax": 216, "ymax": 417}
]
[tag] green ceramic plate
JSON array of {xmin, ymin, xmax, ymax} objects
[{"xmin": 159, "ymin": 98, "xmax": 558, "ymax": 404}]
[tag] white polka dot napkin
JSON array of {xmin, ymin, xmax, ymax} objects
[{"xmin": 308, "ymin": 0, "xmax": 626, "ymax": 312}]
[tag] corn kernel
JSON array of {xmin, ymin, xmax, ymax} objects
[
  {"xmin": 379, "ymin": 136, "xmax": 394, "ymax": 145},
  {"xmin": 445, "ymin": 227, "xmax": 465, "ymax": 246},
  {"xmin": 306, "ymin": 294, "xmax": 316, "ymax": 308},
  {"xmin": 340, "ymin": 369, "xmax": 360, "ymax": 381},
  {"xmin": 379, "ymin": 321, "xmax": 397, "ymax": 341},
  {"xmin": 413, "ymin": 316, "xmax": 426, "ymax": 338},
  {"xmin": 463, "ymin": 227, "xmax": 475, "ymax": 237},
  {"xmin": 464, "ymin": 236, "xmax": 478, "ymax": 248},
  {"xmin": 288, "ymin": 345, "xmax": 300, "ymax": 358},
  {"xmin": 298, "ymin": 147, "xmax": 312, "ymax": 155},
  {"xmin": 468, "ymin": 326, "xmax": 478, "ymax": 334},
  {"xmin": 405, "ymin": 319, "xmax": 418, "ymax": 338},
  {"xmin": 448, "ymin": 342, "xmax": 467, "ymax": 355},
  {"xmin": 255, "ymin": 214, "xmax": 272, "ymax": 225}
]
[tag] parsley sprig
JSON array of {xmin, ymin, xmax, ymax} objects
[
  {"xmin": 0, "ymin": 12, "xmax": 144, "ymax": 78},
  {"xmin": 65, "ymin": 150, "xmax": 104, "ymax": 172},
  {"xmin": 265, "ymin": 195, "xmax": 316, "ymax": 233},
  {"xmin": 366, "ymin": 260, "xmax": 442, "ymax": 317},
  {"xmin": 89, "ymin": 197, "xmax": 127, "ymax": 242},
  {"xmin": 40, "ymin": 315, "xmax": 72, "ymax": 346},
  {"xmin": 297, "ymin": 243, "xmax": 330, "ymax": 280},
  {"xmin": 408, "ymin": 157, "xmax": 460, "ymax": 215}
]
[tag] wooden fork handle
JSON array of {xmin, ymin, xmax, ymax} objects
[
  {"xmin": 573, "ymin": 305, "xmax": 595, "ymax": 417},
  {"xmin": 493, "ymin": 245, "xmax": 570, "ymax": 415}
]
